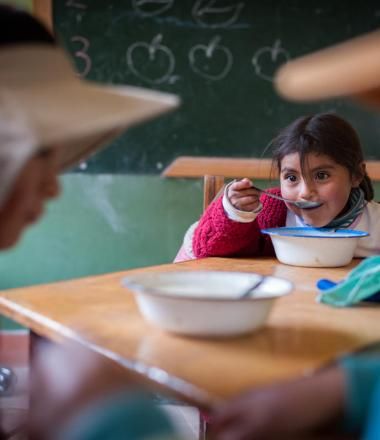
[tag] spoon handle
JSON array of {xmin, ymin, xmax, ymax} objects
[
  {"xmin": 240, "ymin": 276, "xmax": 266, "ymax": 298},
  {"xmin": 251, "ymin": 185, "xmax": 290, "ymax": 203},
  {"xmin": 250, "ymin": 185, "xmax": 321, "ymax": 209}
]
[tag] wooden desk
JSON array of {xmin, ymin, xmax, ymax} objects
[{"xmin": 1, "ymin": 257, "xmax": 380, "ymax": 408}]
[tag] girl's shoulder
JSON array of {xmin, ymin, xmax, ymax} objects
[
  {"xmin": 365, "ymin": 200, "xmax": 380, "ymax": 217},
  {"xmin": 354, "ymin": 200, "xmax": 380, "ymax": 230}
]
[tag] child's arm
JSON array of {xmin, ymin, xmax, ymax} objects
[
  {"xmin": 193, "ymin": 179, "xmax": 265, "ymax": 258},
  {"xmin": 211, "ymin": 366, "xmax": 345, "ymax": 440},
  {"xmin": 211, "ymin": 356, "xmax": 380, "ymax": 440},
  {"xmin": 193, "ymin": 180, "xmax": 286, "ymax": 258}
]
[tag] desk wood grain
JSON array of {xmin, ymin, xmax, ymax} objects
[{"xmin": 1, "ymin": 258, "xmax": 380, "ymax": 408}]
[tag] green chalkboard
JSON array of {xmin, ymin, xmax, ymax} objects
[{"xmin": 54, "ymin": 1, "xmax": 380, "ymax": 173}]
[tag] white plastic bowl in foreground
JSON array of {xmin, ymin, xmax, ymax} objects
[
  {"xmin": 262, "ymin": 227, "xmax": 369, "ymax": 267},
  {"xmin": 122, "ymin": 271, "xmax": 292, "ymax": 337}
]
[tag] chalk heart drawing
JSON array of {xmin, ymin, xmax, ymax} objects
[
  {"xmin": 126, "ymin": 34, "xmax": 175, "ymax": 84},
  {"xmin": 192, "ymin": 0, "xmax": 244, "ymax": 28},
  {"xmin": 189, "ymin": 36, "xmax": 233, "ymax": 80},
  {"xmin": 132, "ymin": 0, "xmax": 174, "ymax": 18},
  {"xmin": 251, "ymin": 39, "xmax": 290, "ymax": 82}
]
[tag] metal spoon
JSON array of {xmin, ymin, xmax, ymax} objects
[
  {"xmin": 251, "ymin": 185, "xmax": 322, "ymax": 209},
  {"xmin": 239, "ymin": 276, "xmax": 266, "ymax": 299}
]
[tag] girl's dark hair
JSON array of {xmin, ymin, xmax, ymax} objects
[
  {"xmin": 0, "ymin": 5, "xmax": 55, "ymax": 46},
  {"xmin": 272, "ymin": 113, "xmax": 374, "ymax": 201}
]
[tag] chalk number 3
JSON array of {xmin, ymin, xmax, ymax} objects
[{"xmin": 71, "ymin": 36, "xmax": 92, "ymax": 77}]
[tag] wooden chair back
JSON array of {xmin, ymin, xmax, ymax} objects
[{"xmin": 203, "ymin": 175, "xmax": 225, "ymax": 211}]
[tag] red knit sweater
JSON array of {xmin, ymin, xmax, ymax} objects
[{"xmin": 193, "ymin": 187, "xmax": 288, "ymax": 258}]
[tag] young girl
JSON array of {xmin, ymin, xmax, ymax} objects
[
  {"xmin": 209, "ymin": 29, "xmax": 380, "ymax": 440},
  {"xmin": 176, "ymin": 112, "xmax": 380, "ymax": 261}
]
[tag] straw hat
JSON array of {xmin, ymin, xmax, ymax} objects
[
  {"xmin": 0, "ymin": 44, "xmax": 179, "ymax": 170},
  {"xmin": 275, "ymin": 30, "xmax": 380, "ymax": 106},
  {"xmin": 0, "ymin": 43, "xmax": 179, "ymax": 207}
]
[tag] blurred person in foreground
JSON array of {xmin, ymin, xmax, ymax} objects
[{"xmin": 0, "ymin": 5, "xmax": 179, "ymax": 440}]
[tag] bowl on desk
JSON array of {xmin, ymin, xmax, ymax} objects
[
  {"xmin": 122, "ymin": 271, "xmax": 293, "ymax": 338},
  {"xmin": 262, "ymin": 227, "xmax": 369, "ymax": 267}
]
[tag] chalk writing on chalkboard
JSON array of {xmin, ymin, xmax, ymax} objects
[
  {"xmin": 189, "ymin": 36, "xmax": 233, "ymax": 80},
  {"xmin": 70, "ymin": 36, "xmax": 91, "ymax": 77},
  {"xmin": 65, "ymin": 0, "xmax": 287, "ymax": 85},
  {"xmin": 65, "ymin": 0, "xmax": 87, "ymax": 10},
  {"xmin": 55, "ymin": 0, "xmax": 380, "ymax": 173},
  {"xmin": 132, "ymin": 0, "xmax": 175, "ymax": 18},
  {"xmin": 251, "ymin": 39, "xmax": 290, "ymax": 82},
  {"xmin": 191, "ymin": 0, "xmax": 245, "ymax": 28},
  {"xmin": 126, "ymin": 34, "xmax": 177, "ymax": 85}
]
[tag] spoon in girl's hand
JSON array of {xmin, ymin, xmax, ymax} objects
[{"xmin": 250, "ymin": 185, "xmax": 322, "ymax": 209}]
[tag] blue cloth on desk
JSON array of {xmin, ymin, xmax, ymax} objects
[{"xmin": 317, "ymin": 256, "xmax": 380, "ymax": 307}]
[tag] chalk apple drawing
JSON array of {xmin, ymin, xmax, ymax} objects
[
  {"xmin": 126, "ymin": 34, "xmax": 176, "ymax": 84},
  {"xmin": 132, "ymin": 0, "xmax": 174, "ymax": 17},
  {"xmin": 192, "ymin": 0, "xmax": 244, "ymax": 28},
  {"xmin": 189, "ymin": 36, "xmax": 233, "ymax": 80},
  {"xmin": 251, "ymin": 39, "xmax": 290, "ymax": 82}
]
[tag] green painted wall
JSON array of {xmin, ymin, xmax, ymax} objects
[{"xmin": 0, "ymin": 174, "xmax": 203, "ymax": 288}]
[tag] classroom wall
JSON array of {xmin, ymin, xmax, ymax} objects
[{"xmin": 0, "ymin": 174, "xmax": 201, "ymax": 328}]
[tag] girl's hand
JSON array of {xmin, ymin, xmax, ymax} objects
[
  {"xmin": 227, "ymin": 178, "xmax": 261, "ymax": 212},
  {"xmin": 210, "ymin": 366, "xmax": 345, "ymax": 440}
]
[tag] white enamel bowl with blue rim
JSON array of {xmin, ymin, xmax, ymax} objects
[
  {"xmin": 122, "ymin": 271, "xmax": 293, "ymax": 337},
  {"xmin": 262, "ymin": 227, "xmax": 369, "ymax": 267}
]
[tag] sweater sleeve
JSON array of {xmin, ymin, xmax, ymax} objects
[
  {"xmin": 339, "ymin": 356, "xmax": 380, "ymax": 434},
  {"xmin": 192, "ymin": 187, "xmax": 287, "ymax": 258}
]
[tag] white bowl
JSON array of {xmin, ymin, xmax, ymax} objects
[
  {"xmin": 122, "ymin": 271, "xmax": 292, "ymax": 337},
  {"xmin": 262, "ymin": 227, "xmax": 369, "ymax": 267}
]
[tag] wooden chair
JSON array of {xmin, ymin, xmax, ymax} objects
[
  {"xmin": 174, "ymin": 175, "xmax": 226, "ymax": 263},
  {"xmin": 203, "ymin": 175, "xmax": 225, "ymax": 211}
]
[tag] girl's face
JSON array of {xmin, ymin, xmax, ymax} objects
[
  {"xmin": 0, "ymin": 148, "xmax": 60, "ymax": 249},
  {"xmin": 280, "ymin": 152, "xmax": 362, "ymax": 227}
]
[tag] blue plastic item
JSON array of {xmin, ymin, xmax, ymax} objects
[{"xmin": 316, "ymin": 279, "xmax": 338, "ymax": 290}]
